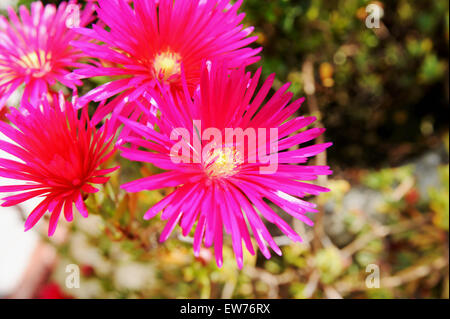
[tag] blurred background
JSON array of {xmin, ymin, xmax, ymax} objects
[{"xmin": 0, "ymin": 0, "xmax": 448, "ymax": 299}]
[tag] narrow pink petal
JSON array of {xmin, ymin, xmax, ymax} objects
[
  {"xmin": 193, "ymin": 214, "xmax": 206, "ymax": 257},
  {"xmin": 159, "ymin": 210, "xmax": 183, "ymax": 242},
  {"xmin": 81, "ymin": 184, "xmax": 99, "ymax": 193},
  {"xmin": 24, "ymin": 199, "xmax": 50, "ymax": 231},
  {"xmin": 75, "ymin": 192, "xmax": 89, "ymax": 218},
  {"xmin": 48, "ymin": 201, "xmax": 64, "ymax": 236},
  {"xmin": 64, "ymin": 200, "xmax": 74, "ymax": 222}
]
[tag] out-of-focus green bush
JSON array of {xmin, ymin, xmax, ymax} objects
[{"xmin": 242, "ymin": 0, "xmax": 449, "ymax": 168}]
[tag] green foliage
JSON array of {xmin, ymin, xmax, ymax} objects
[
  {"xmin": 315, "ymin": 247, "xmax": 344, "ymax": 284},
  {"xmin": 429, "ymin": 165, "xmax": 449, "ymax": 231},
  {"xmin": 242, "ymin": 0, "xmax": 449, "ymax": 167}
]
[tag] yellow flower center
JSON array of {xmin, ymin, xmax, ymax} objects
[
  {"xmin": 17, "ymin": 50, "xmax": 52, "ymax": 78},
  {"xmin": 153, "ymin": 51, "xmax": 181, "ymax": 81},
  {"xmin": 204, "ymin": 146, "xmax": 243, "ymax": 178}
]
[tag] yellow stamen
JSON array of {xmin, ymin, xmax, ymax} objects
[
  {"xmin": 17, "ymin": 50, "xmax": 52, "ymax": 78},
  {"xmin": 204, "ymin": 146, "xmax": 243, "ymax": 178},
  {"xmin": 153, "ymin": 51, "xmax": 181, "ymax": 81}
]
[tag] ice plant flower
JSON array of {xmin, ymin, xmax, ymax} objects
[
  {"xmin": 71, "ymin": 0, "xmax": 261, "ymax": 122},
  {"xmin": 0, "ymin": 94, "xmax": 118, "ymax": 236},
  {"xmin": 119, "ymin": 62, "xmax": 332, "ymax": 268},
  {"xmin": 0, "ymin": 1, "xmax": 95, "ymax": 109}
]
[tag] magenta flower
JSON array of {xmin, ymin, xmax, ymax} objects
[
  {"xmin": 0, "ymin": 94, "xmax": 118, "ymax": 236},
  {"xmin": 119, "ymin": 62, "xmax": 332, "ymax": 268},
  {"xmin": 71, "ymin": 0, "xmax": 261, "ymax": 120},
  {"xmin": 0, "ymin": 1, "xmax": 94, "ymax": 110}
]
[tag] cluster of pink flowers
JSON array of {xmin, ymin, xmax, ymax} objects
[{"xmin": 0, "ymin": 0, "xmax": 332, "ymax": 268}]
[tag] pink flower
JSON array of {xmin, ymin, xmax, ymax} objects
[
  {"xmin": 37, "ymin": 282, "xmax": 73, "ymax": 299},
  {"xmin": 0, "ymin": 1, "xmax": 95, "ymax": 110},
  {"xmin": 0, "ymin": 94, "xmax": 118, "ymax": 236},
  {"xmin": 71, "ymin": 0, "xmax": 261, "ymax": 122},
  {"xmin": 119, "ymin": 62, "xmax": 332, "ymax": 268}
]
